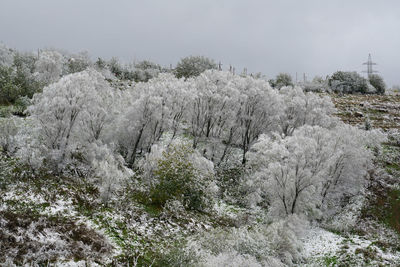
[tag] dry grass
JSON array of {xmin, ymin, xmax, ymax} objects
[{"xmin": 331, "ymin": 94, "xmax": 400, "ymax": 130}]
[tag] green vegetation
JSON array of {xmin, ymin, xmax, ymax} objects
[
  {"xmin": 150, "ymin": 144, "xmax": 199, "ymax": 208},
  {"xmin": 1, "ymin": 43, "xmax": 400, "ymax": 266},
  {"xmin": 323, "ymin": 255, "xmax": 338, "ymax": 266},
  {"xmin": 269, "ymin": 72, "xmax": 293, "ymax": 89},
  {"xmin": 0, "ymin": 64, "xmax": 41, "ymax": 105},
  {"xmin": 369, "ymin": 74, "xmax": 386, "ymax": 95},
  {"xmin": 329, "ymin": 71, "xmax": 368, "ymax": 94},
  {"xmin": 174, "ymin": 55, "xmax": 217, "ymax": 79},
  {"xmin": 149, "ymin": 143, "xmax": 214, "ymax": 211},
  {"xmin": 371, "ymin": 189, "xmax": 400, "ymax": 233}
]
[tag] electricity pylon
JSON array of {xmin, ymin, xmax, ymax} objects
[{"xmin": 362, "ymin": 53, "xmax": 378, "ymax": 78}]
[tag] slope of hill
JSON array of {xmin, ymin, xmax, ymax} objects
[{"xmin": 1, "ymin": 92, "xmax": 399, "ymax": 266}]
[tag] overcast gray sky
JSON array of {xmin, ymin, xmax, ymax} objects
[{"xmin": 1, "ymin": 0, "xmax": 399, "ymax": 86}]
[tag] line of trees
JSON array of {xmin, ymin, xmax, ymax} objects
[
  {"xmin": 0, "ymin": 43, "xmax": 385, "ymax": 220},
  {"xmin": 270, "ymin": 71, "xmax": 387, "ymax": 95},
  {"xmin": 0, "ymin": 48, "xmax": 386, "ymax": 265},
  {"xmin": 0, "ymin": 67, "xmax": 383, "ymax": 217},
  {"xmin": 1, "ymin": 42, "xmax": 389, "ymax": 112}
]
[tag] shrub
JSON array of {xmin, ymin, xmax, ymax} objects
[
  {"xmin": 328, "ymin": 71, "xmax": 368, "ymax": 94},
  {"xmin": 369, "ymin": 74, "xmax": 386, "ymax": 95},
  {"xmin": 0, "ymin": 66, "xmax": 19, "ymax": 104},
  {"xmin": 95, "ymin": 57, "xmax": 106, "ymax": 70},
  {"xmin": 145, "ymin": 140, "xmax": 216, "ymax": 211},
  {"xmin": 132, "ymin": 60, "xmax": 162, "ymax": 82},
  {"xmin": 270, "ymin": 73, "xmax": 293, "ymax": 89},
  {"xmin": 184, "ymin": 215, "xmax": 306, "ymax": 266},
  {"xmin": 0, "ymin": 63, "xmax": 41, "ymax": 105},
  {"xmin": 0, "ymin": 117, "xmax": 22, "ymax": 155},
  {"xmin": 108, "ymin": 57, "xmax": 123, "ymax": 78},
  {"xmin": 175, "ymin": 55, "xmax": 217, "ymax": 79},
  {"xmin": 302, "ymin": 76, "xmax": 329, "ymax": 92}
]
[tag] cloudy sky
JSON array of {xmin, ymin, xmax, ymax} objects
[{"xmin": 1, "ymin": 0, "xmax": 399, "ymax": 86}]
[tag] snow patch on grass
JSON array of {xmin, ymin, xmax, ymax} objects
[
  {"xmin": 301, "ymin": 226, "xmax": 344, "ymax": 259},
  {"xmin": 301, "ymin": 226, "xmax": 400, "ymax": 265}
]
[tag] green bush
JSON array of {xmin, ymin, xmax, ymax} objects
[
  {"xmin": 13, "ymin": 96, "xmax": 31, "ymax": 116},
  {"xmin": 174, "ymin": 55, "xmax": 217, "ymax": 79},
  {"xmin": 328, "ymin": 71, "xmax": 368, "ymax": 94},
  {"xmin": 0, "ymin": 65, "xmax": 41, "ymax": 105},
  {"xmin": 149, "ymin": 143, "xmax": 212, "ymax": 211},
  {"xmin": 269, "ymin": 73, "xmax": 293, "ymax": 89},
  {"xmin": 369, "ymin": 74, "xmax": 386, "ymax": 95}
]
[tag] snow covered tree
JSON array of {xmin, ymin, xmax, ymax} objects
[
  {"xmin": 153, "ymin": 74, "xmax": 192, "ymax": 140},
  {"xmin": 0, "ymin": 43, "xmax": 14, "ymax": 67},
  {"xmin": 114, "ymin": 73, "xmax": 192, "ymax": 167},
  {"xmin": 116, "ymin": 84, "xmax": 164, "ymax": 167},
  {"xmin": 329, "ymin": 71, "xmax": 368, "ymax": 94},
  {"xmin": 302, "ymin": 76, "xmax": 328, "ymax": 92},
  {"xmin": 34, "ymin": 50, "xmax": 65, "ymax": 85},
  {"xmin": 278, "ymin": 86, "xmax": 337, "ymax": 137},
  {"xmin": 26, "ymin": 68, "xmax": 118, "ymax": 171},
  {"xmin": 246, "ymin": 124, "xmax": 384, "ymax": 217},
  {"xmin": 196, "ymin": 71, "xmax": 242, "ymax": 164},
  {"xmin": 236, "ymin": 77, "xmax": 281, "ymax": 164},
  {"xmin": 132, "ymin": 60, "xmax": 163, "ymax": 82},
  {"xmin": 188, "ymin": 71, "xmax": 239, "ymax": 150},
  {"xmin": 186, "ymin": 71, "xmax": 281, "ymax": 165},
  {"xmin": 66, "ymin": 51, "xmax": 91, "ymax": 74},
  {"xmin": 15, "ymin": 68, "xmax": 131, "ymax": 202},
  {"xmin": 0, "ymin": 117, "xmax": 23, "ymax": 155},
  {"xmin": 88, "ymin": 143, "xmax": 132, "ymax": 204}
]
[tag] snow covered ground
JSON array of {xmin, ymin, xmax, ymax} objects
[{"xmin": 301, "ymin": 226, "xmax": 400, "ymax": 266}]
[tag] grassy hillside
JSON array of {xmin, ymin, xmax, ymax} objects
[
  {"xmin": 332, "ymin": 94, "xmax": 399, "ymax": 225},
  {"xmin": 332, "ymin": 94, "xmax": 400, "ymax": 130},
  {"xmin": 1, "ymin": 93, "xmax": 399, "ymax": 266}
]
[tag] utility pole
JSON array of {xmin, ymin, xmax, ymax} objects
[{"xmin": 362, "ymin": 53, "xmax": 378, "ymax": 78}]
